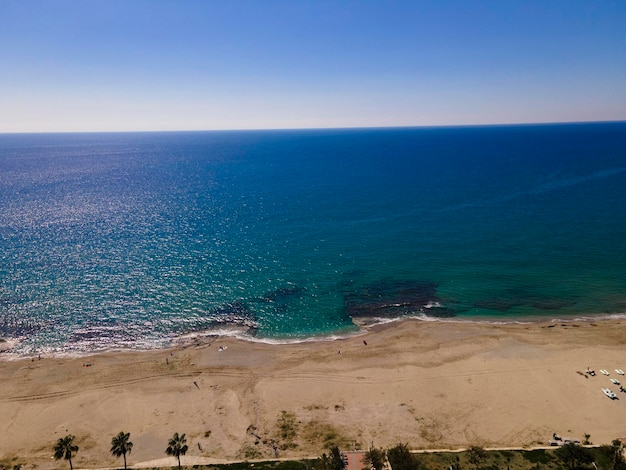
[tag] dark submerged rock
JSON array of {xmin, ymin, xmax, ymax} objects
[
  {"xmin": 258, "ymin": 285, "xmax": 306, "ymax": 303},
  {"xmin": 345, "ymin": 279, "xmax": 453, "ymax": 318},
  {"xmin": 474, "ymin": 286, "xmax": 577, "ymax": 312},
  {"xmin": 0, "ymin": 314, "xmax": 44, "ymax": 337},
  {"xmin": 473, "ymin": 298, "xmax": 524, "ymax": 311}
]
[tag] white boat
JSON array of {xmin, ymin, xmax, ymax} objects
[
  {"xmin": 611, "ymin": 378, "xmax": 621, "ymax": 385},
  {"xmin": 616, "ymin": 369, "xmax": 624, "ymax": 375},
  {"xmin": 600, "ymin": 369, "xmax": 610, "ymax": 375},
  {"xmin": 602, "ymin": 388, "xmax": 618, "ymax": 399}
]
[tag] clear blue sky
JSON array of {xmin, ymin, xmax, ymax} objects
[{"xmin": 1, "ymin": 0, "xmax": 625, "ymax": 132}]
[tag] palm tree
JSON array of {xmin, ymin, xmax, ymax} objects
[
  {"xmin": 53, "ymin": 434, "xmax": 79, "ymax": 470},
  {"xmin": 166, "ymin": 432, "xmax": 188, "ymax": 470},
  {"xmin": 611, "ymin": 439, "xmax": 625, "ymax": 470},
  {"xmin": 110, "ymin": 431, "xmax": 134, "ymax": 469}
]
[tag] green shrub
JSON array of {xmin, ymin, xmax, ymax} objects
[{"xmin": 523, "ymin": 450, "xmax": 553, "ymax": 464}]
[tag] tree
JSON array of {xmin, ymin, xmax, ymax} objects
[
  {"xmin": 329, "ymin": 446, "xmax": 346, "ymax": 470},
  {"xmin": 315, "ymin": 452, "xmax": 331, "ymax": 470},
  {"xmin": 53, "ymin": 434, "xmax": 79, "ymax": 470},
  {"xmin": 364, "ymin": 447, "xmax": 387, "ymax": 470},
  {"xmin": 467, "ymin": 446, "xmax": 487, "ymax": 470},
  {"xmin": 555, "ymin": 442, "xmax": 594, "ymax": 470},
  {"xmin": 110, "ymin": 431, "xmax": 133, "ymax": 470},
  {"xmin": 387, "ymin": 443, "xmax": 419, "ymax": 470},
  {"xmin": 166, "ymin": 432, "xmax": 188, "ymax": 470},
  {"xmin": 611, "ymin": 439, "xmax": 626, "ymax": 470}
]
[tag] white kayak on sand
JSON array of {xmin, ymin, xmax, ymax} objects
[{"xmin": 602, "ymin": 388, "xmax": 618, "ymax": 399}]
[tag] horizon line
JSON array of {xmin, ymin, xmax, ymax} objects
[{"xmin": 1, "ymin": 118, "xmax": 625, "ymax": 135}]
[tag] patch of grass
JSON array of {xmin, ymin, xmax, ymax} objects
[
  {"xmin": 272, "ymin": 461, "xmax": 315, "ymax": 470},
  {"xmin": 588, "ymin": 446, "xmax": 614, "ymax": 470},
  {"xmin": 304, "ymin": 404, "xmax": 328, "ymax": 411},
  {"xmin": 276, "ymin": 411, "xmax": 299, "ymax": 449},
  {"xmin": 523, "ymin": 449, "xmax": 553, "ymax": 464},
  {"xmin": 302, "ymin": 420, "xmax": 349, "ymax": 448},
  {"xmin": 0, "ymin": 454, "xmax": 23, "ymax": 470},
  {"xmin": 132, "ymin": 446, "xmax": 610, "ymax": 470},
  {"xmin": 237, "ymin": 444, "xmax": 264, "ymax": 460},
  {"xmin": 214, "ymin": 460, "xmax": 316, "ymax": 470},
  {"xmin": 408, "ymin": 448, "xmax": 571, "ymax": 470}
]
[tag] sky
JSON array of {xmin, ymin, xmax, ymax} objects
[{"xmin": 1, "ymin": 0, "xmax": 625, "ymax": 132}]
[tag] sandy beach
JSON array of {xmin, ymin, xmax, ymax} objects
[{"xmin": 1, "ymin": 318, "xmax": 625, "ymax": 469}]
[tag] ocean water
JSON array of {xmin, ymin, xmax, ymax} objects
[{"xmin": 1, "ymin": 122, "xmax": 626, "ymax": 356}]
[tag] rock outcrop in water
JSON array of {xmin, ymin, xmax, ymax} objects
[
  {"xmin": 344, "ymin": 279, "xmax": 454, "ymax": 319},
  {"xmin": 198, "ymin": 301, "xmax": 258, "ymax": 330},
  {"xmin": 257, "ymin": 285, "xmax": 306, "ymax": 303},
  {"xmin": 473, "ymin": 286, "xmax": 577, "ymax": 312},
  {"xmin": 0, "ymin": 314, "xmax": 44, "ymax": 338},
  {"xmin": 248, "ymin": 285, "xmax": 307, "ymax": 315}
]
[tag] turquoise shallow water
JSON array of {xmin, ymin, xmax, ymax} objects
[{"xmin": 1, "ymin": 123, "xmax": 626, "ymax": 356}]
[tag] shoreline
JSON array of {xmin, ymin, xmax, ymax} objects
[
  {"xmin": 1, "ymin": 316, "xmax": 626, "ymax": 469},
  {"xmin": 2, "ymin": 311, "xmax": 626, "ymax": 361}
]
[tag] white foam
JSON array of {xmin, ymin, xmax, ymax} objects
[{"xmin": 2, "ymin": 311, "xmax": 625, "ymax": 360}]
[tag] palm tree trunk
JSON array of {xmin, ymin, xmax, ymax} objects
[
  {"xmin": 178, "ymin": 454, "xmax": 181, "ymax": 470},
  {"xmin": 69, "ymin": 458, "xmax": 73, "ymax": 470},
  {"xmin": 123, "ymin": 452, "xmax": 127, "ymax": 469}
]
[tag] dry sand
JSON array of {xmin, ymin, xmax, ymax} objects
[{"xmin": 1, "ymin": 318, "xmax": 625, "ymax": 469}]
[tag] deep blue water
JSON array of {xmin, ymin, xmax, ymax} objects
[{"xmin": 1, "ymin": 122, "xmax": 626, "ymax": 356}]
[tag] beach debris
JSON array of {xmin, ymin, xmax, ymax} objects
[
  {"xmin": 549, "ymin": 433, "xmax": 589, "ymax": 446},
  {"xmin": 550, "ymin": 433, "xmax": 581, "ymax": 446}
]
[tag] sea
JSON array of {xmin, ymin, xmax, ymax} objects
[{"xmin": 1, "ymin": 122, "xmax": 626, "ymax": 357}]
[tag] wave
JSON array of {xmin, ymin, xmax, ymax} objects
[{"xmin": 4, "ymin": 310, "xmax": 626, "ymax": 360}]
